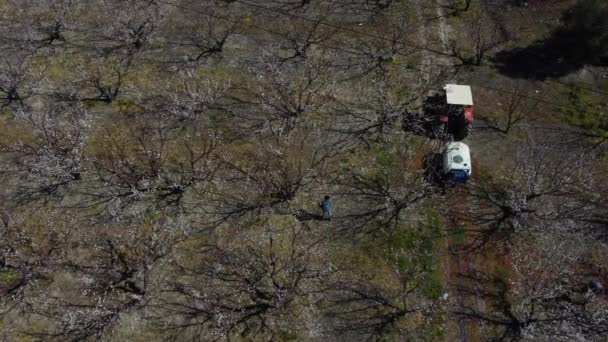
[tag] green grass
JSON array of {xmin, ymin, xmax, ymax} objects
[
  {"xmin": 454, "ymin": 225, "xmax": 467, "ymax": 245},
  {"xmin": 559, "ymin": 82, "xmax": 608, "ymax": 144},
  {"xmin": 381, "ymin": 209, "xmax": 445, "ymax": 300},
  {"xmin": 0, "ymin": 270, "xmax": 21, "ymax": 289}
]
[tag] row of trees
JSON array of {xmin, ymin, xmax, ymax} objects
[{"xmin": 0, "ymin": 0, "xmax": 449, "ymax": 340}]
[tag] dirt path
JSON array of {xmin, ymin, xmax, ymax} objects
[
  {"xmin": 434, "ymin": 2, "xmax": 488, "ymax": 339},
  {"xmin": 435, "ymin": 0, "xmax": 451, "ymax": 60},
  {"xmin": 414, "ymin": 1, "xmax": 462, "ymax": 341},
  {"xmin": 414, "ymin": 1, "xmax": 488, "ymax": 341},
  {"xmin": 414, "ymin": 0, "xmax": 454, "ymax": 89},
  {"xmin": 414, "ymin": 0, "xmax": 433, "ymax": 87}
]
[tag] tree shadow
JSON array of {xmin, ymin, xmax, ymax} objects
[
  {"xmin": 493, "ymin": 2, "xmax": 608, "ymax": 80},
  {"xmin": 493, "ymin": 37, "xmax": 606, "ymax": 80},
  {"xmin": 423, "ymin": 152, "xmax": 445, "ymax": 188}
]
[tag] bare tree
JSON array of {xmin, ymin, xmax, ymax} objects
[
  {"xmin": 476, "ymin": 81, "xmax": 539, "ymax": 135},
  {"xmin": 0, "ymin": 0, "xmax": 81, "ymax": 54},
  {"xmin": 467, "ymin": 131, "xmax": 599, "ymax": 249},
  {"xmin": 0, "ymin": 208, "xmax": 80, "ymax": 320},
  {"xmin": 327, "ymin": 7, "xmax": 420, "ymax": 77},
  {"xmin": 450, "ymin": 8, "xmax": 510, "ymax": 65},
  {"xmin": 0, "ymin": 103, "xmax": 91, "ymax": 204},
  {"xmin": 324, "ymin": 213, "xmax": 444, "ymax": 340},
  {"xmin": 330, "ymin": 137, "xmax": 436, "ymax": 234},
  {"xmin": 83, "ymin": 108, "xmax": 223, "ymax": 220},
  {"xmin": 456, "ymin": 231, "xmax": 608, "ymax": 341},
  {"xmin": 331, "ymin": 64, "xmax": 442, "ymax": 142},
  {"xmin": 158, "ymin": 0, "xmax": 240, "ymax": 66},
  {"xmin": 23, "ymin": 214, "xmax": 187, "ymax": 340},
  {"xmin": 209, "ymin": 127, "xmax": 349, "ymax": 223},
  {"xmin": 0, "ymin": 58, "xmax": 41, "ymax": 111},
  {"xmin": 230, "ymin": 56, "xmax": 336, "ymax": 135},
  {"xmin": 150, "ymin": 219, "xmax": 333, "ymax": 340}
]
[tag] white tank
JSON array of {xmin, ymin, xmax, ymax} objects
[{"xmin": 443, "ymin": 142, "xmax": 471, "ymax": 182}]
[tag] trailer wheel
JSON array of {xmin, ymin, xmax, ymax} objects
[{"xmin": 432, "ymin": 122, "xmax": 446, "ymax": 139}]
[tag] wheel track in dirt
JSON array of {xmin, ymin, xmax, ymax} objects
[{"xmin": 446, "ymin": 185, "xmax": 487, "ymax": 342}]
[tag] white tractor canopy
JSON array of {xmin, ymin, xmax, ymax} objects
[
  {"xmin": 444, "ymin": 84, "xmax": 473, "ymax": 106},
  {"xmin": 443, "ymin": 142, "xmax": 471, "ymax": 176}
]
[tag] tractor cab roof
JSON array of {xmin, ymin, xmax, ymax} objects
[{"xmin": 444, "ymin": 84, "xmax": 473, "ymax": 106}]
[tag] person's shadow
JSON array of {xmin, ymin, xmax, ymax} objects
[{"xmin": 294, "ymin": 210, "xmax": 324, "ymax": 222}]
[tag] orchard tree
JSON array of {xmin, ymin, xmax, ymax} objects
[
  {"xmin": 231, "ymin": 56, "xmax": 336, "ymax": 135},
  {"xmin": 24, "ymin": 213, "xmax": 188, "ymax": 340},
  {"xmin": 158, "ymin": 0, "xmax": 240, "ymax": 66},
  {"xmin": 209, "ymin": 127, "xmax": 348, "ymax": 224},
  {"xmin": 457, "ymin": 230, "xmax": 608, "ymax": 341},
  {"xmin": 83, "ymin": 107, "xmax": 223, "ymax": 221},
  {"xmin": 0, "ymin": 103, "xmax": 91, "ymax": 204},
  {"xmin": 332, "ymin": 137, "xmax": 435, "ymax": 234},
  {"xmin": 151, "ymin": 217, "xmax": 333, "ymax": 340},
  {"xmin": 450, "ymin": 8, "xmax": 510, "ymax": 66},
  {"xmin": 324, "ymin": 213, "xmax": 445, "ymax": 340},
  {"xmin": 0, "ymin": 58, "xmax": 40, "ymax": 111},
  {"xmin": 476, "ymin": 80, "xmax": 540, "ymax": 135},
  {"xmin": 467, "ymin": 131, "xmax": 599, "ymax": 249},
  {"xmin": 0, "ymin": 209, "xmax": 81, "ymax": 329}
]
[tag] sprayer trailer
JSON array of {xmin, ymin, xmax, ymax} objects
[{"xmin": 443, "ymin": 142, "xmax": 471, "ymax": 183}]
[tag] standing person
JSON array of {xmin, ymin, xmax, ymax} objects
[{"xmin": 319, "ymin": 195, "xmax": 333, "ymax": 221}]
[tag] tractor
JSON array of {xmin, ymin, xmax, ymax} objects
[
  {"xmin": 423, "ymin": 84, "xmax": 474, "ymax": 141},
  {"xmin": 416, "ymin": 85, "xmax": 475, "ymax": 185}
]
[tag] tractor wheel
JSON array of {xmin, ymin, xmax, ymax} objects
[{"xmin": 465, "ymin": 123, "xmax": 472, "ymax": 137}]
